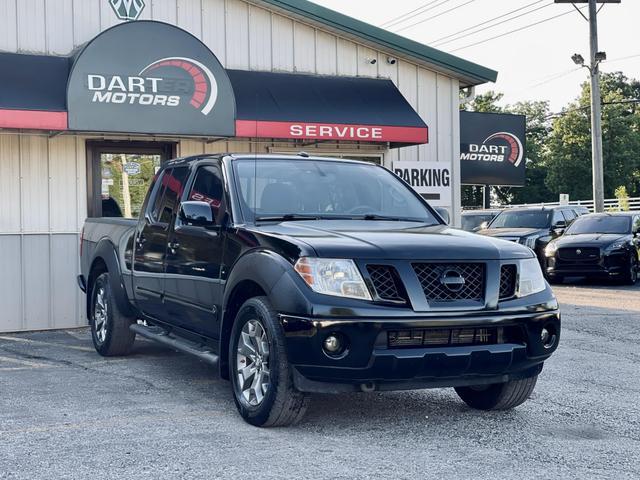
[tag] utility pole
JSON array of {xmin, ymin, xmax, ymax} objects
[
  {"xmin": 559, "ymin": 0, "xmax": 619, "ymax": 212},
  {"xmin": 588, "ymin": 0, "xmax": 605, "ymax": 213}
]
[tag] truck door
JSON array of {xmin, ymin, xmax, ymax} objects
[
  {"xmin": 132, "ymin": 166, "xmax": 189, "ymax": 321},
  {"xmin": 163, "ymin": 164, "xmax": 226, "ymax": 338}
]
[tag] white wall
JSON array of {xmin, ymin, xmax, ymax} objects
[
  {"xmin": 0, "ymin": 134, "xmax": 87, "ymax": 331},
  {"xmin": 0, "ymin": 0, "xmax": 464, "ymax": 331}
]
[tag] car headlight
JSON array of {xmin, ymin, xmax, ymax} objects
[
  {"xmin": 519, "ymin": 235, "xmax": 541, "ymax": 250},
  {"xmin": 545, "ymin": 242, "xmax": 558, "ymax": 257},
  {"xmin": 294, "ymin": 257, "xmax": 372, "ymax": 300},
  {"xmin": 604, "ymin": 241, "xmax": 626, "ymax": 252},
  {"xmin": 517, "ymin": 258, "xmax": 546, "ymax": 297}
]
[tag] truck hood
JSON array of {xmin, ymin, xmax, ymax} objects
[
  {"xmin": 252, "ymin": 220, "xmax": 534, "ymax": 260},
  {"xmin": 552, "ymin": 233, "xmax": 628, "ymax": 247},
  {"xmin": 478, "ymin": 228, "xmax": 545, "ymax": 239}
]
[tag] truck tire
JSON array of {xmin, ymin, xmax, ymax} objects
[
  {"xmin": 90, "ymin": 272, "xmax": 136, "ymax": 356},
  {"xmin": 229, "ymin": 296, "xmax": 309, "ymax": 427},
  {"xmin": 621, "ymin": 254, "xmax": 638, "ymax": 285},
  {"xmin": 454, "ymin": 375, "xmax": 538, "ymax": 410}
]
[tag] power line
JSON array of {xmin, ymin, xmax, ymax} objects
[
  {"xmin": 546, "ymin": 99, "xmax": 640, "ymax": 119},
  {"xmin": 526, "ymin": 67, "xmax": 582, "ymax": 90},
  {"xmin": 393, "ymin": 0, "xmax": 478, "ymax": 33},
  {"xmin": 604, "ymin": 53, "xmax": 640, "ymax": 64},
  {"xmin": 449, "ymin": 6, "xmax": 587, "ymax": 53},
  {"xmin": 379, "ymin": 0, "xmax": 451, "ymax": 29},
  {"xmin": 431, "ymin": 0, "xmax": 552, "ymax": 48}
]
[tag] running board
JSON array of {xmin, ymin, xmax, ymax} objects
[{"xmin": 130, "ymin": 323, "xmax": 219, "ymax": 367}]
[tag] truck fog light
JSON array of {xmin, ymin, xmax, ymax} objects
[
  {"xmin": 541, "ymin": 326, "xmax": 557, "ymax": 349},
  {"xmin": 323, "ymin": 333, "xmax": 347, "ymax": 357}
]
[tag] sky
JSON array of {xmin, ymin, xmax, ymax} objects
[{"xmin": 311, "ymin": 0, "xmax": 640, "ymax": 112}]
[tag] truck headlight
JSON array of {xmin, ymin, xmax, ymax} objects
[
  {"xmin": 294, "ymin": 257, "xmax": 372, "ymax": 300},
  {"xmin": 517, "ymin": 258, "xmax": 546, "ymax": 297},
  {"xmin": 545, "ymin": 242, "xmax": 558, "ymax": 257},
  {"xmin": 604, "ymin": 241, "xmax": 626, "ymax": 252}
]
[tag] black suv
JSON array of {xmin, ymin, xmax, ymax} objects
[
  {"xmin": 478, "ymin": 206, "xmax": 586, "ymax": 267},
  {"xmin": 544, "ymin": 212, "xmax": 640, "ymax": 284},
  {"xmin": 79, "ymin": 154, "xmax": 560, "ymax": 426}
]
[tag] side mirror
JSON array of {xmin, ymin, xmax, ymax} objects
[
  {"xmin": 552, "ymin": 221, "xmax": 566, "ymax": 235},
  {"xmin": 434, "ymin": 207, "xmax": 450, "ymax": 225},
  {"xmin": 179, "ymin": 201, "xmax": 215, "ymax": 227}
]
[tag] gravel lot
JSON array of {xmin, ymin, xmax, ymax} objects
[{"xmin": 1, "ymin": 280, "xmax": 639, "ymax": 480}]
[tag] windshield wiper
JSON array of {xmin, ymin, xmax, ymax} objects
[
  {"xmin": 360, "ymin": 214, "xmax": 427, "ymax": 222},
  {"xmin": 254, "ymin": 214, "xmax": 321, "ymax": 222}
]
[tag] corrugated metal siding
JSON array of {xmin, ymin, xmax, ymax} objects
[
  {"xmin": 0, "ymin": 134, "xmax": 85, "ymax": 332},
  {"xmin": 0, "ymin": 0, "xmax": 464, "ymax": 331}
]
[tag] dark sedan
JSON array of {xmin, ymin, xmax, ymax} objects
[{"xmin": 544, "ymin": 213, "xmax": 640, "ymax": 284}]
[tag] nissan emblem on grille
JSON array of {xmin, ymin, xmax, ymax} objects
[{"xmin": 440, "ymin": 269, "xmax": 466, "ymax": 292}]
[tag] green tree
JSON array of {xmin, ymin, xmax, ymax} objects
[{"xmin": 545, "ymin": 72, "xmax": 640, "ymax": 199}]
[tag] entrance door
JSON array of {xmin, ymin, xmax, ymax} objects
[
  {"xmin": 88, "ymin": 141, "xmax": 175, "ymax": 218},
  {"xmin": 88, "ymin": 141, "xmax": 175, "ymax": 320}
]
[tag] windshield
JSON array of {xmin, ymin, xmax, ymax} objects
[
  {"xmin": 488, "ymin": 210, "xmax": 551, "ymax": 229},
  {"xmin": 565, "ymin": 216, "xmax": 631, "ymax": 235},
  {"xmin": 232, "ymin": 158, "xmax": 439, "ymax": 224},
  {"xmin": 461, "ymin": 213, "xmax": 495, "ymax": 231}
]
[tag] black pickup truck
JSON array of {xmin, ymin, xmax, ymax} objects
[{"xmin": 78, "ymin": 154, "xmax": 560, "ymax": 427}]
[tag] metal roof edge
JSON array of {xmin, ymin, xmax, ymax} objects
[{"xmin": 256, "ymin": 0, "xmax": 498, "ymax": 85}]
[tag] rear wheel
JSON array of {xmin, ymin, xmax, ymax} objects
[
  {"xmin": 455, "ymin": 375, "xmax": 538, "ymax": 410},
  {"xmin": 90, "ymin": 272, "xmax": 136, "ymax": 356},
  {"xmin": 229, "ymin": 296, "xmax": 309, "ymax": 427}
]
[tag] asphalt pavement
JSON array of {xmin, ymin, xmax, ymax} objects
[{"xmin": 1, "ymin": 279, "xmax": 639, "ymax": 480}]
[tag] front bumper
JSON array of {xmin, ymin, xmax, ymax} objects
[
  {"xmin": 281, "ymin": 310, "xmax": 560, "ymax": 393},
  {"xmin": 546, "ymin": 251, "xmax": 628, "ymax": 277}
]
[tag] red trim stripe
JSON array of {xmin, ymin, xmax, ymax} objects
[
  {"xmin": 0, "ymin": 109, "xmax": 68, "ymax": 130},
  {"xmin": 235, "ymin": 120, "xmax": 428, "ymax": 144}
]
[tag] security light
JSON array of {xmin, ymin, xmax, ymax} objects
[
  {"xmin": 595, "ymin": 51, "xmax": 607, "ymax": 61},
  {"xmin": 571, "ymin": 53, "xmax": 585, "ymax": 66},
  {"xmin": 365, "ymin": 57, "xmax": 377, "ymax": 65},
  {"xmin": 386, "ymin": 56, "xmax": 397, "ymax": 65}
]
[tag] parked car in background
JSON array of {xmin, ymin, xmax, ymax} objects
[
  {"xmin": 477, "ymin": 206, "xmax": 587, "ymax": 268},
  {"xmin": 78, "ymin": 154, "xmax": 560, "ymax": 427},
  {"xmin": 461, "ymin": 209, "xmax": 501, "ymax": 232},
  {"xmin": 544, "ymin": 213, "xmax": 640, "ymax": 284}
]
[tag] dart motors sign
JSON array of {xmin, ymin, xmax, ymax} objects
[
  {"xmin": 67, "ymin": 21, "xmax": 235, "ymax": 136},
  {"xmin": 460, "ymin": 111, "xmax": 526, "ymax": 186}
]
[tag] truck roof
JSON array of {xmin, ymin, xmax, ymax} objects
[{"xmin": 165, "ymin": 153, "xmax": 376, "ymax": 167}]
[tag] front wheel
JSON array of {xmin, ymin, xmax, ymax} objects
[
  {"xmin": 621, "ymin": 254, "xmax": 638, "ymax": 285},
  {"xmin": 229, "ymin": 296, "xmax": 309, "ymax": 427},
  {"xmin": 90, "ymin": 272, "xmax": 136, "ymax": 356},
  {"xmin": 454, "ymin": 375, "xmax": 538, "ymax": 410}
]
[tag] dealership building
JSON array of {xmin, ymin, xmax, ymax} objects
[{"xmin": 0, "ymin": 0, "xmax": 496, "ymax": 332}]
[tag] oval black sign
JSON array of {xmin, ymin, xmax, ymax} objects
[{"xmin": 67, "ymin": 21, "xmax": 235, "ymax": 137}]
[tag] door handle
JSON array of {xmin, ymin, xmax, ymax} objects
[{"xmin": 168, "ymin": 241, "xmax": 180, "ymax": 254}]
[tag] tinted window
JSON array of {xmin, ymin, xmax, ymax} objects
[
  {"xmin": 150, "ymin": 167, "xmax": 189, "ymax": 224},
  {"xmin": 188, "ymin": 166, "xmax": 225, "ymax": 221},
  {"xmin": 634, "ymin": 216, "xmax": 640, "ymax": 233},
  {"xmin": 232, "ymin": 159, "xmax": 439, "ymax": 224},
  {"xmin": 562, "ymin": 209, "xmax": 577, "ymax": 223},
  {"xmin": 565, "ymin": 215, "xmax": 632, "ymax": 235},
  {"xmin": 489, "ymin": 210, "xmax": 551, "ymax": 229}
]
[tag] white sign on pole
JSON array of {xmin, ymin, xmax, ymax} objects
[
  {"xmin": 559, "ymin": 193, "xmax": 570, "ymax": 206},
  {"xmin": 392, "ymin": 161, "xmax": 452, "ymax": 207}
]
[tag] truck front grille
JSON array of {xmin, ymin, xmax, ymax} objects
[
  {"xmin": 499, "ymin": 264, "xmax": 517, "ymax": 300},
  {"xmin": 387, "ymin": 326, "xmax": 523, "ymax": 349},
  {"xmin": 367, "ymin": 265, "xmax": 406, "ymax": 302},
  {"xmin": 412, "ymin": 263, "xmax": 484, "ymax": 302}
]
